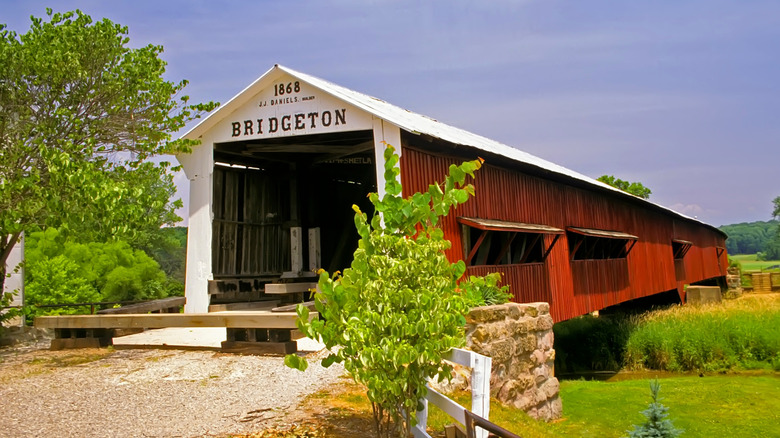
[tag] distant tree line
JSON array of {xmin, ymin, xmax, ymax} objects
[{"xmin": 720, "ymin": 220, "xmax": 780, "ymax": 260}]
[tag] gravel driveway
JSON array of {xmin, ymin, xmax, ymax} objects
[{"xmin": 0, "ymin": 341, "xmax": 345, "ymax": 438}]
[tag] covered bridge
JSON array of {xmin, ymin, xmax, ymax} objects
[{"xmin": 177, "ymin": 65, "xmax": 727, "ymax": 322}]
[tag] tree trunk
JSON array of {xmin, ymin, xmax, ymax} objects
[{"xmin": 0, "ymin": 231, "xmax": 23, "ymax": 298}]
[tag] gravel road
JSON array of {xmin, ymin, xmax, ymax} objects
[{"xmin": 0, "ymin": 341, "xmax": 345, "ymax": 438}]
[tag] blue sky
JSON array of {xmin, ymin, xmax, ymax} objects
[{"xmin": 4, "ymin": 0, "xmax": 779, "ymax": 227}]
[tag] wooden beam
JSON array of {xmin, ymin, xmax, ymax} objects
[
  {"xmin": 97, "ymin": 297, "xmax": 186, "ymax": 314},
  {"xmin": 264, "ymin": 282, "xmax": 318, "ymax": 294},
  {"xmin": 34, "ymin": 311, "xmax": 314, "ymax": 330},
  {"xmin": 309, "ymin": 227, "xmax": 321, "ymax": 272}
]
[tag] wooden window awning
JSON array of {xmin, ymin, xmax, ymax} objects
[
  {"xmin": 567, "ymin": 227, "xmax": 638, "ymax": 240},
  {"xmin": 458, "ymin": 217, "xmax": 563, "ymax": 266},
  {"xmin": 567, "ymin": 227, "xmax": 638, "ymax": 260},
  {"xmin": 672, "ymin": 238, "xmax": 693, "ymax": 259},
  {"xmin": 458, "ymin": 217, "xmax": 564, "ymax": 234}
]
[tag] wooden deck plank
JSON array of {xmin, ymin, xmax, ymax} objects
[{"xmin": 34, "ymin": 311, "xmax": 313, "ymax": 330}]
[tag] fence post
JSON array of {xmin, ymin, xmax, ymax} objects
[
  {"xmin": 471, "ymin": 353, "xmax": 491, "ymax": 438},
  {"xmin": 413, "ymin": 397, "xmax": 429, "ymax": 438}
]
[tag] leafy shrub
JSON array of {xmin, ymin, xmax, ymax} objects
[
  {"xmin": 25, "ymin": 255, "xmax": 101, "ymax": 318},
  {"xmin": 25, "ymin": 228, "xmax": 179, "ymax": 315},
  {"xmin": 460, "ymin": 272, "xmax": 511, "ymax": 307},
  {"xmin": 553, "ymin": 314, "xmax": 636, "ymax": 373},
  {"xmin": 1, "ymin": 290, "xmax": 21, "ymax": 327},
  {"xmin": 287, "ymin": 146, "xmax": 484, "ymax": 437}
]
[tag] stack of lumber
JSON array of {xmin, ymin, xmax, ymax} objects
[{"xmin": 752, "ymin": 273, "xmax": 772, "ymax": 292}]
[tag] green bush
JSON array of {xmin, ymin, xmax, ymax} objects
[
  {"xmin": 460, "ymin": 272, "xmax": 511, "ymax": 307},
  {"xmin": 25, "ymin": 228, "xmax": 179, "ymax": 315},
  {"xmin": 554, "ymin": 314, "xmax": 636, "ymax": 373},
  {"xmin": 25, "ymin": 255, "xmax": 101, "ymax": 317}
]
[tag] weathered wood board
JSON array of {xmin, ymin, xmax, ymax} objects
[
  {"xmin": 97, "ymin": 296, "xmax": 186, "ymax": 314},
  {"xmin": 264, "ymin": 282, "xmax": 318, "ymax": 294}
]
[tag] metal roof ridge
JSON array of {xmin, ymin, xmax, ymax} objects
[{"xmin": 180, "ymin": 64, "xmax": 724, "ymax": 236}]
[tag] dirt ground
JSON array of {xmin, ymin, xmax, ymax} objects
[{"xmin": 0, "ymin": 337, "xmax": 355, "ymax": 438}]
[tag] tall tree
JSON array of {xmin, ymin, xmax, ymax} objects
[
  {"xmin": 597, "ymin": 175, "xmax": 652, "ymax": 199},
  {"xmin": 0, "ymin": 9, "xmax": 217, "ymax": 292},
  {"xmin": 766, "ymin": 196, "xmax": 780, "ymax": 260}
]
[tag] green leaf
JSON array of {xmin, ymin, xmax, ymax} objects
[
  {"xmin": 453, "ymin": 189, "xmax": 469, "ymax": 204},
  {"xmin": 322, "ymin": 354, "xmax": 339, "ymax": 368},
  {"xmin": 284, "ymin": 354, "xmax": 309, "ymax": 371}
]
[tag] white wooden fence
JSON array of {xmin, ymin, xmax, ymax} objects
[{"xmin": 413, "ymin": 348, "xmax": 492, "ymax": 438}]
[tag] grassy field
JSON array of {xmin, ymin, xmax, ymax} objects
[
  {"xmin": 624, "ymin": 294, "xmax": 780, "ymax": 371},
  {"xmin": 314, "ymin": 373, "xmax": 780, "ymax": 438},
  {"xmin": 552, "ymin": 374, "xmax": 780, "ymax": 437},
  {"xmin": 731, "ymin": 254, "xmax": 780, "ymax": 271},
  {"xmin": 554, "ymin": 294, "xmax": 780, "ymax": 373},
  {"xmin": 273, "ymin": 294, "xmax": 780, "ymax": 437}
]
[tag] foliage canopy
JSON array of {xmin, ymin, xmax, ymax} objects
[
  {"xmin": 0, "ymin": 9, "xmax": 216, "ymax": 292},
  {"xmin": 719, "ymin": 220, "xmax": 779, "ymax": 255}
]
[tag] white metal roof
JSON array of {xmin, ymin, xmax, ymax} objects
[{"xmin": 182, "ymin": 64, "xmax": 721, "ymax": 233}]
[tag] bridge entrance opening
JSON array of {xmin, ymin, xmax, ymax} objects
[{"xmin": 211, "ymin": 130, "xmax": 377, "ymax": 289}]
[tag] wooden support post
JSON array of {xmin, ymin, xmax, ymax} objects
[
  {"xmin": 308, "ymin": 227, "xmax": 321, "ymax": 272},
  {"xmin": 290, "ymin": 227, "xmax": 303, "ymax": 274},
  {"xmin": 223, "ymin": 328, "xmax": 295, "ymax": 355},
  {"xmin": 51, "ymin": 328, "xmax": 113, "ymax": 350}
]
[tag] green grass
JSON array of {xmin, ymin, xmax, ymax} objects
[
  {"xmin": 553, "ymin": 375, "xmax": 780, "ymax": 438},
  {"xmin": 731, "ymin": 254, "xmax": 780, "ymax": 272}
]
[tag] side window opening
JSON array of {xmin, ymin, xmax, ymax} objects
[
  {"xmin": 567, "ymin": 227, "xmax": 638, "ymax": 261},
  {"xmin": 672, "ymin": 239, "xmax": 693, "ymax": 260}
]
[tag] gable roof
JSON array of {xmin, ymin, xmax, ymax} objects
[{"xmin": 182, "ymin": 64, "xmax": 724, "ymax": 236}]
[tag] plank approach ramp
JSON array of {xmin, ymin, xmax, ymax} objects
[
  {"xmin": 178, "ymin": 64, "xmax": 728, "ymax": 322},
  {"xmin": 35, "ymin": 312, "xmax": 314, "ymax": 355}
]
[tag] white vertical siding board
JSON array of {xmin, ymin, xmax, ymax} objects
[
  {"xmin": 183, "ymin": 137, "xmax": 214, "ymax": 313},
  {"xmin": 4, "ymin": 233, "xmax": 24, "ymax": 309},
  {"xmin": 372, "ymin": 118, "xmax": 402, "ymax": 199}
]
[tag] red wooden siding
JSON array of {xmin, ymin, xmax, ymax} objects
[{"xmin": 399, "ymin": 145, "xmax": 727, "ymax": 322}]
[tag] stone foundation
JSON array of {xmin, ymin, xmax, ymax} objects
[{"xmin": 465, "ymin": 302, "xmax": 561, "ymax": 421}]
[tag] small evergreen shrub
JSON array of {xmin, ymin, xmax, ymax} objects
[{"xmin": 625, "ymin": 380, "xmax": 683, "ymax": 438}]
